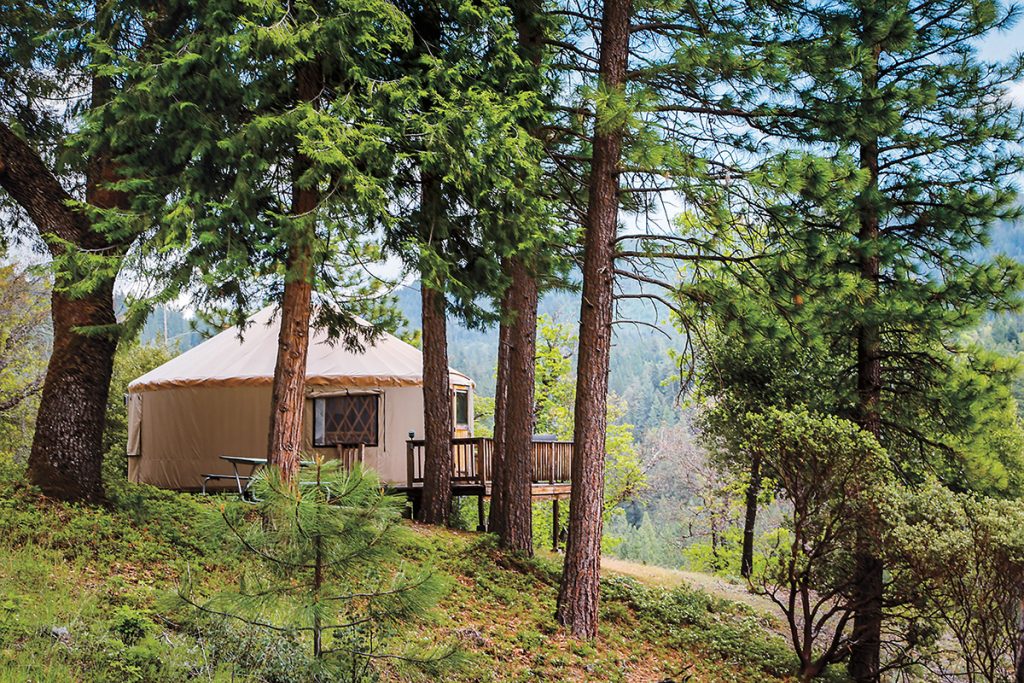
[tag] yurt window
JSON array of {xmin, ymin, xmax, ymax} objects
[
  {"xmin": 454, "ymin": 388, "xmax": 470, "ymax": 429},
  {"xmin": 313, "ymin": 394, "xmax": 379, "ymax": 447}
]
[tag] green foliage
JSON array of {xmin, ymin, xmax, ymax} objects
[
  {"xmin": 533, "ymin": 315, "xmax": 576, "ymax": 438},
  {"xmin": 527, "ymin": 315, "xmax": 646, "ymax": 549},
  {"xmin": 0, "ymin": 456, "xmax": 799, "ymax": 682},
  {"xmin": 89, "ymin": 0, "xmax": 411, "ymax": 337},
  {"xmin": 0, "ymin": 262, "xmax": 49, "ymax": 459},
  {"xmin": 607, "ymin": 512, "xmax": 685, "ymax": 569},
  {"xmin": 883, "ymin": 481, "xmax": 1024, "ymax": 680},
  {"xmin": 379, "ymin": 0, "xmax": 558, "ymax": 325},
  {"xmin": 746, "ymin": 407, "xmax": 891, "ymax": 677},
  {"xmin": 601, "ymin": 576, "xmax": 796, "ymax": 678},
  {"xmin": 107, "ymin": 606, "xmax": 153, "ymax": 646},
  {"xmin": 180, "ymin": 462, "xmax": 454, "ymax": 679}
]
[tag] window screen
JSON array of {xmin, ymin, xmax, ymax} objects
[
  {"xmin": 455, "ymin": 389, "xmax": 470, "ymax": 428},
  {"xmin": 313, "ymin": 395, "xmax": 379, "ymax": 447}
]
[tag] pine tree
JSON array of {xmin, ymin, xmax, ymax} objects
[
  {"xmin": 179, "ymin": 462, "xmax": 451, "ymax": 678},
  {"xmin": 750, "ymin": 1, "xmax": 1024, "ymax": 674},
  {"xmin": 381, "ymin": 0, "xmax": 551, "ymax": 525},
  {"xmin": 554, "ymin": 0, "xmax": 632, "ymax": 638},
  {"xmin": 488, "ymin": 0, "xmax": 563, "ymax": 554}
]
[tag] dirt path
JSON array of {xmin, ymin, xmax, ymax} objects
[{"xmin": 597, "ymin": 555, "xmax": 784, "ymax": 625}]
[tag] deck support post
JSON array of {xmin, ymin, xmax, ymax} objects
[
  {"xmin": 406, "ymin": 441, "xmax": 415, "ymax": 488},
  {"xmin": 477, "ymin": 494, "xmax": 486, "ymax": 532},
  {"xmin": 552, "ymin": 498, "xmax": 560, "ymax": 551}
]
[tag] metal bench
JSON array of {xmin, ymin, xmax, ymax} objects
[{"xmin": 200, "ymin": 473, "xmax": 252, "ymax": 495}]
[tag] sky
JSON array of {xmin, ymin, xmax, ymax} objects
[{"xmin": 978, "ymin": 21, "xmax": 1024, "ymax": 103}]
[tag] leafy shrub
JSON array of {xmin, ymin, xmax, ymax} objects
[
  {"xmin": 108, "ymin": 606, "xmax": 153, "ymax": 646},
  {"xmin": 601, "ymin": 576, "xmax": 795, "ymax": 677}
]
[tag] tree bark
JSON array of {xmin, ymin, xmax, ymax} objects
[
  {"xmin": 491, "ymin": 0, "xmax": 547, "ymax": 545},
  {"xmin": 489, "ymin": 282, "xmax": 513, "ymax": 536},
  {"xmin": 28, "ymin": 284, "xmax": 118, "ymax": 502},
  {"xmin": 496, "ymin": 256, "xmax": 539, "ymax": 553},
  {"xmin": 555, "ymin": 0, "xmax": 631, "ymax": 638},
  {"xmin": 2, "ymin": 4, "xmax": 186, "ymax": 501},
  {"xmin": 1, "ymin": 90, "xmax": 125, "ymax": 503},
  {"xmin": 419, "ymin": 277, "xmax": 453, "ymax": 525},
  {"xmin": 849, "ymin": 36, "xmax": 884, "ymax": 683},
  {"xmin": 1015, "ymin": 599, "xmax": 1024, "ymax": 683},
  {"xmin": 740, "ymin": 453, "xmax": 762, "ymax": 579},
  {"xmin": 267, "ymin": 60, "xmax": 321, "ymax": 482},
  {"xmin": 267, "ymin": 238, "xmax": 313, "ymax": 481}
]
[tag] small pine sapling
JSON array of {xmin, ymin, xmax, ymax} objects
[{"xmin": 178, "ymin": 461, "xmax": 457, "ymax": 680}]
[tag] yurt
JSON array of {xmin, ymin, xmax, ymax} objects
[{"xmin": 126, "ymin": 306, "xmax": 474, "ymax": 490}]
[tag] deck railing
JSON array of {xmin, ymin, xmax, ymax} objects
[{"xmin": 405, "ymin": 437, "xmax": 573, "ymax": 488}]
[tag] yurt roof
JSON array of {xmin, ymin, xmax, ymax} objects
[{"xmin": 128, "ymin": 306, "xmax": 474, "ymax": 392}]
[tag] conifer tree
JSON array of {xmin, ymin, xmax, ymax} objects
[
  {"xmin": 381, "ymin": 0, "xmax": 549, "ymax": 525},
  {"xmin": 179, "ymin": 462, "xmax": 451, "ymax": 677},
  {"xmin": 749, "ymin": 1, "xmax": 1024, "ymax": 674},
  {"xmin": 488, "ymin": 0, "xmax": 562, "ymax": 554},
  {"xmin": 90, "ymin": 0, "xmax": 411, "ymax": 481},
  {"xmin": 554, "ymin": 0, "xmax": 632, "ymax": 637},
  {"xmin": 548, "ymin": 0, "xmax": 799, "ymax": 636}
]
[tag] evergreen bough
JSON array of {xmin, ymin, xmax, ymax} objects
[{"xmin": 178, "ymin": 462, "xmax": 456, "ymax": 681}]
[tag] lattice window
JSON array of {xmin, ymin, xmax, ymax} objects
[{"xmin": 313, "ymin": 395, "xmax": 379, "ymax": 447}]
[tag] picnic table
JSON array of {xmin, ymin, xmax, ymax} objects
[{"xmin": 201, "ymin": 456, "xmax": 315, "ymax": 497}]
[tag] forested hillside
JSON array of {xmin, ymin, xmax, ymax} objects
[{"xmin": 7, "ymin": 0, "xmax": 1024, "ymax": 675}]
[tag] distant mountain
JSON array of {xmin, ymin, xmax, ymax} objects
[{"xmin": 988, "ymin": 218, "xmax": 1024, "ymax": 261}]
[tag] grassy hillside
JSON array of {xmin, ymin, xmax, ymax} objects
[{"xmin": 0, "ymin": 462, "xmax": 806, "ymax": 682}]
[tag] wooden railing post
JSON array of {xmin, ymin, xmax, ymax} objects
[{"xmin": 475, "ymin": 438, "xmax": 485, "ymax": 485}]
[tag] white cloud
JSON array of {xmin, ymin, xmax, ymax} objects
[{"xmin": 1007, "ymin": 80, "xmax": 1024, "ymax": 106}]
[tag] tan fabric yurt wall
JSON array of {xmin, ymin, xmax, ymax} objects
[
  {"xmin": 128, "ymin": 385, "xmax": 271, "ymax": 489},
  {"xmin": 126, "ymin": 305, "xmax": 474, "ymax": 490},
  {"xmin": 127, "ymin": 384, "xmax": 444, "ymax": 489}
]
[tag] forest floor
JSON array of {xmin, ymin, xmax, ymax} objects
[
  {"xmin": 0, "ymin": 464, "xmax": 813, "ymax": 682},
  {"xmin": 595, "ymin": 556, "xmax": 782, "ymax": 623}
]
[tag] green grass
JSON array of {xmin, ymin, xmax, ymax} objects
[{"xmin": 0, "ymin": 459, "xmax": 801, "ymax": 682}]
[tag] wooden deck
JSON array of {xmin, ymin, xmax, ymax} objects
[
  {"xmin": 398, "ymin": 437, "xmax": 574, "ymax": 500},
  {"xmin": 396, "ymin": 436, "xmax": 573, "ymax": 543}
]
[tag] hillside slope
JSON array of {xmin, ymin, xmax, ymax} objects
[{"xmin": 0, "ymin": 466, "xmax": 800, "ymax": 682}]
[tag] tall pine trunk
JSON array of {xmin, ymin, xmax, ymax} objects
[
  {"xmin": 489, "ymin": 282, "xmax": 513, "ymax": 535},
  {"xmin": 267, "ymin": 60, "xmax": 321, "ymax": 481},
  {"xmin": 848, "ymin": 27, "xmax": 884, "ymax": 679},
  {"xmin": 409, "ymin": 1, "xmax": 452, "ymax": 526},
  {"xmin": 492, "ymin": 0, "xmax": 546, "ymax": 547},
  {"xmin": 555, "ymin": 0, "xmax": 631, "ymax": 637},
  {"xmin": 496, "ymin": 257, "xmax": 539, "ymax": 553},
  {"xmin": 267, "ymin": 238, "xmax": 313, "ymax": 481},
  {"xmin": 740, "ymin": 453, "xmax": 762, "ymax": 579},
  {"xmin": 420, "ymin": 275, "xmax": 453, "ymax": 525}
]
